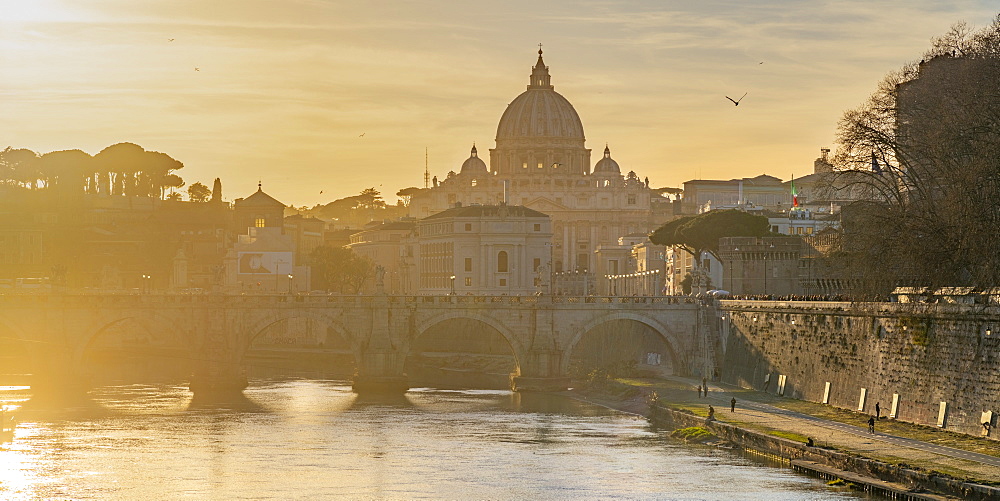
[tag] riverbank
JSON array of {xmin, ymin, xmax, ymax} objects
[{"xmin": 567, "ymin": 377, "xmax": 1000, "ymax": 500}]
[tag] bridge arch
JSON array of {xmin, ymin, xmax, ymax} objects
[
  {"xmin": 563, "ymin": 311, "xmax": 686, "ymax": 374},
  {"xmin": 241, "ymin": 309, "xmax": 358, "ymax": 377},
  {"xmin": 75, "ymin": 312, "xmax": 199, "ymax": 382},
  {"xmin": 401, "ymin": 310, "xmax": 527, "ymax": 387},
  {"xmin": 243, "ymin": 311, "xmax": 353, "ymax": 350},
  {"xmin": 410, "ymin": 310, "xmax": 528, "ymax": 365}
]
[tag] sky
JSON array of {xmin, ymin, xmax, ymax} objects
[{"xmin": 1, "ymin": 1, "xmax": 997, "ymax": 207}]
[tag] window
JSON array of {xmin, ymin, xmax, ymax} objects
[
  {"xmin": 255, "ymin": 217, "xmax": 265, "ymax": 228},
  {"xmin": 533, "ymin": 223, "xmax": 541, "ymax": 232},
  {"xmin": 610, "ymin": 260, "xmax": 619, "ymax": 274},
  {"xmin": 537, "ymin": 162, "xmax": 543, "ymax": 169},
  {"xmin": 497, "ymin": 251, "xmax": 508, "ymax": 272},
  {"xmin": 465, "ymin": 223, "xmax": 472, "ymax": 231},
  {"xmin": 465, "ymin": 277, "xmax": 472, "ymax": 286},
  {"xmin": 796, "ymin": 227, "xmax": 804, "ymax": 235},
  {"xmin": 465, "ymin": 258, "xmax": 472, "ymax": 272},
  {"xmin": 771, "ymin": 225, "xmax": 779, "ymax": 233},
  {"xmin": 806, "ymin": 227, "xmax": 814, "ymax": 235},
  {"xmin": 471, "ymin": 179, "xmax": 477, "ymax": 187},
  {"xmin": 522, "ymin": 162, "xmax": 528, "ymax": 169},
  {"xmin": 499, "ymin": 278, "xmax": 507, "ymax": 286},
  {"xmin": 627, "ymin": 194, "xmax": 636, "ymax": 205},
  {"xmin": 533, "ymin": 258, "xmax": 541, "ymax": 272}
]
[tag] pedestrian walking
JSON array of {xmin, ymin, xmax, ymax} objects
[
  {"xmin": 697, "ymin": 385, "xmax": 702, "ymax": 398},
  {"xmin": 875, "ymin": 402, "xmax": 881, "ymax": 419},
  {"xmin": 703, "ymin": 377, "xmax": 708, "ymax": 394},
  {"xmin": 868, "ymin": 415, "xmax": 876, "ymax": 434},
  {"xmin": 730, "ymin": 397, "xmax": 736, "ymax": 412},
  {"xmin": 708, "ymin": 405, "xmax": 715, "ymax": 420}
]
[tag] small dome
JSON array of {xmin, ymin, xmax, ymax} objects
[
  {"xmin": 460, "ymin": 144, "xmax": 488, "ymax": 175},
  {"xmin": 593, "ymin": 145, "xmax": 620, "ymax": 175}
]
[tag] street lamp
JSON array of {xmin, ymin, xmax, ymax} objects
[
  {"xmin": 449, "ymin": 275, "xmax": 456, "ymax": 295},
  {"xmin": 141, "ymin": 274, "xmax": 151, "ymax": 294},
  {"xmin": 287, "ymin": 274, "xmax": 294, "ymax": 294}
]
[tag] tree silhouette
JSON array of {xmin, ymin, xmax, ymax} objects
[
  {"xmin": 650, "ymin": 210, "xmax": 770, "ymax": 266},
  {"xmin": 829, "ymin": 17, "xmax": 1000, "ymax": 297},
  {"xmin": 309, "ymin": 245, "xmax": 374, "ymax": 293},
  {"xmin": 187, "ymin": 182, "xmax": 211, "ymax": 202}
]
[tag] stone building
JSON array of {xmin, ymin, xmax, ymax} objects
[
  {"xmin": 397, "ymin": 204, "xmax": 552, "ymax": 295},
  {"xmin": 348, "ymin": 220, "xmax": 416, "ymax": 294},
  {"xmin": 408, "ymin": 49, "xmax": 655, "ymax": 278}
]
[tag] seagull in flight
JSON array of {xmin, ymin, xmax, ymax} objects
[
  {"xmin": 726, "ymin": 92, "xmax": 748, "ymax": 106},
  {"xmin": 359, "ymin": 132, "xmax": 365, "ymax": 137},
  {"xmin": 168, "ymin": 38, "xmax": 175, "ymax": 42},
  {"xmin": 194, "ymin": 67, "xmax": 200, "ymax": 71}
]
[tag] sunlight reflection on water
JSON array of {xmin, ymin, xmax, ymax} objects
[{"xmin": 0, "ymin": 380, "xmax": 866, "ymax": 500}]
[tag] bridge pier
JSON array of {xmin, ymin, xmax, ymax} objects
[
  {"xmin": 189, "ymin": 320, "xmax": 247, "ymax": 396},
  {"xmin": 352, "ymin": 350, "xmax": 409, "ymax": 394},
  {"xmin": 511, "ymin": 349, "xmax": 570, "ymax": 392}
]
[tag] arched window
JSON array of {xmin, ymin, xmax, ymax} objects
[{"xmin": 497, "ymin": 251, "xmax": 508, "ymax": 273}]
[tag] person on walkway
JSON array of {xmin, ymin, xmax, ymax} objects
[
  {"xmin": 868, "ymin": 415, "xmax": 876, "ymax": 434},
  {"xmin": 708, "ymin": 405, "xmax": 715, "ymax": 420},
  {"xmin": 703, "ymin": 377, "xmax": 708, "ymax": 394},
  {"xmin": 697, "ymin": 385, "xmax": 702, "ymax": 398},
  {"xmin": 875, "ymin": 402, "xmax": 881, "ymax": 419},
  {"xmin": 730, "ymin": 397, "xmax": 736, "ymax": 412}
]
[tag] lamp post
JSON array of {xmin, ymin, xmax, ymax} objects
[
  {"xmin": 449, "ymin": 275, "xmax": 456, "ymax": 295},
  {"xmin": 287, "ymin": 274, "xmax": 294, "ymax": 294},
  {"xmin": 141, "ymin": 274, "xmax": 151, "ymax": 294}
]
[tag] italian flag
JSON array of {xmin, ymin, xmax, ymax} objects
[{"xmin": 791, "ymin": 179, "xmax": 799, "ymax": 207}]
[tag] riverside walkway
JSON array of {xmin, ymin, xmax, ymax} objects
[{"xmin": 664, "ymin": 377, "xmax": 1000, "ymax": 483}]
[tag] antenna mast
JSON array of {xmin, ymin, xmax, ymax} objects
[{"xmin": 424, "ymin": 147, "xmax": 429, "ymax": 189}]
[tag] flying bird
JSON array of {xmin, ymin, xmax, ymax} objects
[
  {"xmin": 359, "ymin": 133, "xmax": 365, "ymax": 137},
  {"xmin": 168, "ymin": 38, "xmax": 175, "ymax": 42},
  {"xmin": 194, "ymin": 67, "xmax": 200, "ymax": 71},
  {"xmin": 725, "ymin": 92, "xmax": 748, "ymax": 106}
]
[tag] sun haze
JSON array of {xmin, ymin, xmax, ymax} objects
[{"xmin": 1, "ymin": 1, "xmax": 997, "ymax": 205}]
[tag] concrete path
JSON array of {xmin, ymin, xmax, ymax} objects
[{"xmin": 671, "ymin": 377, "xmax": 1000, "ymax": 481}]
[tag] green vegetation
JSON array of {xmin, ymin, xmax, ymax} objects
[
  {"xmin": 649, "ymin": 210, "xmax": 770, "ymax": 266},
  {"xmin": 308, "ymin": 245, "xmax": 375, "ymax": 294},
  {"xmin": 767, "ymin": 430, "xmax": 810, "ymax": 443},
  {"xmin": 0, "ymin": 142, "xmax": 186, "ymax": 198},
  {"xmin": 671, "ymin": 426, "xmax": 715, "ymax": 443}
]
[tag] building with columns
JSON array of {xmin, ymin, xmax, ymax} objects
[
  {"xmin": 408, "ymin": 49, "xmax": 657, "ymax": 277},
  {"xmin": 399, "ymin": 204, "xmax": 552, "ymax": 295}
]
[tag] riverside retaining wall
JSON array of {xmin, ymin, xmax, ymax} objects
[
  {"xmin": 714, "ymin": 301, "xmax": 1000, "ymax": 438},
  {"xmin": 651, "ymin": 405, "xmax": 1000, "ymax": 500}
]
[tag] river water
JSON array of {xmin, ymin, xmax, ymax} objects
[{"xmin": 0, "ymin": 379, "xmax": 868, "ymax": 500}]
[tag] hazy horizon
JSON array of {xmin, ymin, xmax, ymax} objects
[{"xmin": 2, "ymin": 1, "xmax": 998, "ymax": 206}]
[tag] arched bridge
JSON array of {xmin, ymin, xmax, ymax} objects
[{"xmin": 0, "ymin": 294, "xmax": 708, "ymax": 393}]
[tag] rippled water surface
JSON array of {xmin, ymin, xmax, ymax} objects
[{"xmin": 0, "ymin": 380, "xmax": 866, "ymax": 499}]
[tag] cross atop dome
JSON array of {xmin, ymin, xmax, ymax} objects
[{"xmin": 529, "ymin": 45, "xmax": 552, "ymax": 90}]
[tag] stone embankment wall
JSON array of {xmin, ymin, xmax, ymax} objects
[
  {"xmin": 651, "ymin": 406, "xmax": 1000, "ymax": 500},
  {"xmin": 716, "ymin": 301, "xmax": 1000, "ymax": 438}
]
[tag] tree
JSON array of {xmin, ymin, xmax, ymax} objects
[
  {"xmin": 187, "ymin": 182, "xmax": 211, "ymax": 202},
  {"xmin": 829, "ymin": 17, "xmax": 1000, "ymax": 297},
  {"xmin": 649, "ymin": 210, "xmax": 770, "ymax": 266},
  {"xmin": 0, "ymin": 147, "xmax": 40, "ymax": 189},
  {"xmin": 309, "ymin": 245, "xmax": 374, "ymax": 293},
  {"xmin": 37, "ymin": 149, "xmax": 92, "ymax": 193},
  {"xmin": 396, "ymin": 187, "xmax": 422, "ymax": 207},
  {"xmin": 356, "ymin": 187, "xmax": 386, "ymax": 210}
]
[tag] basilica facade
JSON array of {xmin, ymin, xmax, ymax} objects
[{"xmin": 408, "ymin": 49, "xmax": 658, "ymax": 274}]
